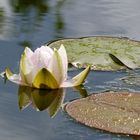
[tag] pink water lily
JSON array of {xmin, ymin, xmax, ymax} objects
[{"xmin": 5, "ymin": 45, "xmax": 90, "ymax": 89}]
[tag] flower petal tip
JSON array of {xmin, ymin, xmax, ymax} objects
[
  {"xmin": 72, "ymin": 65, "xmax": 90, "ymax": 87},
  {"xmin": 5, "ymin": 67, "xmax": 13, "ymax": 79}
]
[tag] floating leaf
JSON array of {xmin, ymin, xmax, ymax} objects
[
  {"xmin": 65, "ymin": 92, "xmax": 140, "ymax": 135},
  {"xmin": 47, "ymin": 36, "xmax": 140, "ymax": 71}
]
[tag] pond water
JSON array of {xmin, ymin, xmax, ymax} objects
[{"xmin": 1, "ymin": 0, "xmax": 140, "ymax": 139}]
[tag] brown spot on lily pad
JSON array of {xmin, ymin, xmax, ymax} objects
[{"xmin": 65, "ymin": 92, "xmax": 140, "ymax": 135}]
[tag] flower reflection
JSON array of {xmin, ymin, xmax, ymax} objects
[
  {"xmin": 54, "ymin": 0, "xmax": 65, "ymax": 38},
  {"xmin": 18, "ymin": 86, "xmax": 65, "ymax": 117},
  {"xmin": 74, "ymin": 85, "xmax": 88, "ymax": 98},
  {"xmin": 18, "ymin": 85, "xmax": 89, "ymax": 117},
  {"xmin": 11, "ymin": 0, "xmax": 49, "ymax": 14}
]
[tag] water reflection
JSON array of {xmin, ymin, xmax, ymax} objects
[
  {"xmin": 132, "ymin": 136, "xmax": 140, "ymax": 140},
  {"xmin": 11, "ymin": 0, "xmax": 48, "ymax": 14},
  {"xmin": 74, "ymin": 85, "xmax": 88, "ymax": 98},
  {"xmin": 18, "ymin": 85, "xmax": 88, "ymax": 117},
  {"xmin": 0, "ymin": 8, "xmax": 5, "ymax": 31},
  {"xmin": 18, "ymin": 86, "xmax": 65, "ymax": 117},
  {"xmin": 0, "ymin": 0, "xmax": 65, "ymax": 46},
  {"xmin": 11, "ymin": 0, "xmax": 49, "ymax": 47},
  {"xmin": 0, "ymin": 0, "xmax": 13, "ymax": 40},
  {"xmin": 19, "ymin": 41, "xmax": 32, "ymax": 48},
  {"xmin": 0, "ymin": 0, "xmax": 49, "ymax": 44},
  {"xmin": 54, "ymin": 0, "xmax": 65, "ymax": 38}
]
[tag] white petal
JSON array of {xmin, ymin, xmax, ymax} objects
[
  {"xmin": 41, "ymin": 46, "xmax": 53, "ymax": 56},
  {"xmin": 60, "ymin": 80, "xmax": 75, "ymax": 88},
  {"xmin": 20, "ymin": 50, "xmax": 34, "ymax": 85},
  {"xmin": 20, "ymin": 46, "xmax": 55, "ymax": 85},
  {"xmin": 48, "ymin": 49, "xmax": 64, "ymax": 84},
  {"xmin": 24, "ymin": 47, "xmax": 33, "ymax": 58},
  {"xmin": 31, "ymin": 46, "xmax": 53, "ymax": 68},
  {"xmin": 8, "ymin": 74, "xmax": 27, "ymax": 86},
  {"xmin": 58, "ymin": 44, "xmax": 68, "ymax": 81}
]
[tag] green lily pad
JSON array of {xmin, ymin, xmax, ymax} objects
[
  {"xmin": 47, "ymin": 36, "xmax": 140, "ymax": 71},
  {"xmin": 65, "ymin": 92, "xmax": 140, "ymax": 135}
]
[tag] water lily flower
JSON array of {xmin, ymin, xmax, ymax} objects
[{"xmin": 5, "ymin": 45, "xmax": 90, "ymax": 89}]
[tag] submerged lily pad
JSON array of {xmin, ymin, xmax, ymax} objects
[
  {"xmin": 47, "ymin": 36, "xmax": 140, "ymax": 71},
  {"xmin": 65, "ymin": 92, "xmax": 140, "ymax": 135}
]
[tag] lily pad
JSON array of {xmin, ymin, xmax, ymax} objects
[
  {"xmin": 65, "ymin": 92, "xmax": 140, "ymax": 135},
  {"xmin": 47, "ymin": 36, "xmax": 140, "ymax": 71}
]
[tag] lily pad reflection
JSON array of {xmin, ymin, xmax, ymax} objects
[{"xmin": 18, "ymin": 86, "xmax": 65, "ymax": 118}]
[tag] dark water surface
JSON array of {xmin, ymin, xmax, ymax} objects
[{"xmin": 1, "ymin": 0, "xmax": 140, "ymax": 140}]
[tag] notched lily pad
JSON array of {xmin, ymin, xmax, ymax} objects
[
  {"xmin": 65, "ymin": 92, "xmax": 140, "ymax": 135},
  {"xmin": 47, "ymin": 36, "xmax": 140, "ymax": 71}
]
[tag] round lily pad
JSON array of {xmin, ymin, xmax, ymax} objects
[
  {"xmin": 65, "ymin": 92, "xmax": 140, "ymax": 135},
  {"xmin": 47, "ymin": 36, "xmax": 140, "ymax": 71}
]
